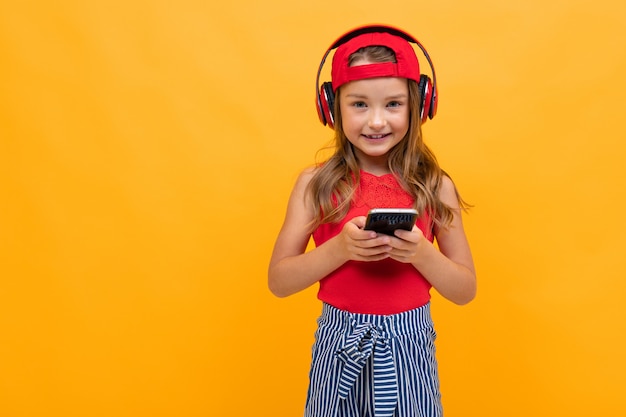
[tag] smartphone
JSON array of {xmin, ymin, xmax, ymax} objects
[{"xmin": 364, "ymin": 208, "xmax": 418, "ymax": 236}]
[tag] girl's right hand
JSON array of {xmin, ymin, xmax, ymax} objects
[{"xmin": 337, "ymin": 216, "xmax": 392, "ymax": 262}]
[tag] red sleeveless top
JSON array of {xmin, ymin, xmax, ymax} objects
[{"xmin": 312, "ymin": 170, "xmax": 434, "ymax": 315}]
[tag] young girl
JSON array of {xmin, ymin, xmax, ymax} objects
[{"xmin": 268, "ymin": 25, "xmax": 476, "ymax": 417}]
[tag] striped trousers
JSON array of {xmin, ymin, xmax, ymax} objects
[{"xmin": 304, "ymin": 303, "xmax": 442, "ymax": 417}]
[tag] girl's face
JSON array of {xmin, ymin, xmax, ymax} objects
[{"xmin": 339, "ymin": 76, "xmax": 410, "ymax": 173}]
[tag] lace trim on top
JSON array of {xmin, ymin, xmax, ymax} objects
[{"xmin": 352, "ymin": 170, "xmax": 414, "ymax": 209}]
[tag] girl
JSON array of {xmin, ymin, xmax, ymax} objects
[{"xmin": 268, "ymin": 25, "xmax": 476, "ymax": 417}]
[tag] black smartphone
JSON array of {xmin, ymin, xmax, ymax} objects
[{"xmin": 364, "ymin": 208, "xmax": 418, "ymax": 236}]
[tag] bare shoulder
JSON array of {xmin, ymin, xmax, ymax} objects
[
  {"xmin": 296, "ymin": 165, "xmax": 318, "ymax": 186},
  {"xmin": 270, "ymin": 166, "xmax": 320, "ymax": 263},
  {"xmin": 434, "ymin": 174, "xmax": 474, "ymax": 274},
  {"xmin": 438, "ymin": 174, "xmax": 461, "ymax": 209},
  {"xmin": 283, "ymin": 165, "xmax": 322, "ymax": 220},
  {"xmin": 289, "ymin": 165, "xmax": 320, "ymax": 199}
]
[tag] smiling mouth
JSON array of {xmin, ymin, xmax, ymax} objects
[{"xmin": 363, "ymin": 133, "xmax": 390, "ymax": 139}]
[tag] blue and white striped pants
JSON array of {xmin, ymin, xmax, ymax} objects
[{"xmin": 305, "ymin": 303, "xmax": 442, "ymax": 417}]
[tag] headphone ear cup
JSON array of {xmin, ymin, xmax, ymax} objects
[
  {"xmin": 418, "ymin": 75, "xmax": 433, "ymax": 124},
  {"xmin": 319, "ymin": 82, "xmax": 336, "ymax": 128},
  {"xmin": 429, "ymin": 84, "xmax": 438, "ymax": 119}
]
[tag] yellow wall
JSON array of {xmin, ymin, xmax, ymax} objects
[{"xmin": 1, "ymin": 1, "xmax": 625, "ymax": 416}]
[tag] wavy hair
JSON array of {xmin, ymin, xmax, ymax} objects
[{"xmin": 305, "ymin": 46, "xmax": 468, "ymax": 232}]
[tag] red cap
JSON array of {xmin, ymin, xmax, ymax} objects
[{"xmin": 330, "ymin": 31, "xmax": 421, "ymax": 91}]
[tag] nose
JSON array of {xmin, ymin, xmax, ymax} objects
[{"xmin": 368, "ymin": 108, "xmax": 387, "ymax": 129}]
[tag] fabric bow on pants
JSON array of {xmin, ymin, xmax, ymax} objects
[
  {"xmin": 305, "ymin": 303, "xmax": 442, "ymax": 417},
  {"xmin": 336, "ymin": 321, "xmax": 398, "ymax": 417}
]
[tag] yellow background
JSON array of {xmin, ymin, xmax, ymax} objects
[{"xmin": 1, "ymin": 1, "xmax": 625, "ymax": 416}]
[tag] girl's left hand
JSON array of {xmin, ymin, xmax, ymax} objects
[{"xmin": 384, "ymin": 225, "xmax": 427, "ymax": 263}]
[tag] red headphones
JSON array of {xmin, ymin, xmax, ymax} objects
[{"xmin": 315, "ymin": 24, "xmax": 438, "ymax": 129}]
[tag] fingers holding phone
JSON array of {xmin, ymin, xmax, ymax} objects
[{"xmin": 338, "ymin": 216, "xmax": 392, "ymax": 261}]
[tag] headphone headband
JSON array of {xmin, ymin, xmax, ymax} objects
[{"xmin": 328, "ymin": 25, "xmax": 418, "ymax": 49}]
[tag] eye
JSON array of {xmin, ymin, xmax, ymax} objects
[
  {"xmin": 352, "ymin": 101, "xmax": 367, "ymax": 108},
  {"xmin": 387, "ymin": 100, "xmax": 402, "ymax": 108}
]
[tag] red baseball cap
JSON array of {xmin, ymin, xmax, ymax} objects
[{"xmin": 330, "ymin": 30, "xmax": 421, "ymax": 91}]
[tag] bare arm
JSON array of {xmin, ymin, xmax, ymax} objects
[
  {"xmin": 389, "ymin": 176, "xmax": 477, "ymax": 305},
  {"xmin": 268, "ymin": 168, "xmax": 393, "ymax": 297}
]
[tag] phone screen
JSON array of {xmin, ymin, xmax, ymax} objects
[{"xmin": 364, "ymin": 208, "xmax": 418, "ymax": 235}]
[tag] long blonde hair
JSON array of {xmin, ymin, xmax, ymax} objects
[{"xmin": 306, "ymin": 45, "xmax": 467, "ymax": 232}]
